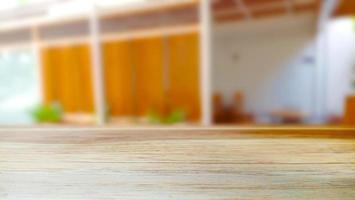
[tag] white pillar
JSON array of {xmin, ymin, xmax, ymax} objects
[
  {"xmin": 89, "ymin": 5, "xmax": 106, "ymax": 125},
  {"xmin": 199, "ymin": 0, "xmax": 213, "ymax": 126},
  {"xmin": 31, "ymin": 27, "xmax": 44, "ymax": 104},
  {"xmin": 314, "ymin": 0, "xmax": 339, "ymax": 123},
  {"xmin": 314, "ymin": 29, "xmax": 327, "ymax": 123}
]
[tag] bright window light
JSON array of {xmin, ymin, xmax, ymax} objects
[{"xmin": 94, "ymin": 0, "xmax": 148, "ymax": 7}]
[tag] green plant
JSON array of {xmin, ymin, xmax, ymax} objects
[
  {"xmin": 31, "ymin": 103, "xmax": 62, "ymax": 123},
  {"xmin": 165, "ymin": 109, "xmax": 186, "ymax": 124},
  {"xmin": 146, "ymin": 108, "xmax": 186, "ymax": 124},
  {"xmin": 147, "ymin": 110, "xmax": 162, "ymax": 124}
]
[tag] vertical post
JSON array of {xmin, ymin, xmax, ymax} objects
[
  {"xmin": 314, "ymin": 0, "xmax": 338, "ymax": 123},
  {"xmin": 199, "ymin": 0, "xmax": 213, "ymax": 126},
  {"xmin": 89, "ymin": 4, "xmax": 106, "ymax": 125},
  {"xmin": 314, "ymin": 29, "xmax": 326, "ymax": 123},
  {"xmin": 31, "ymin": 27, "xmax": 44, "ymax": 103}
]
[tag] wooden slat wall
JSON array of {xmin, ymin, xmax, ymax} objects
[
  {"xmin": 42, "ymin": 33, "xmax": 200, "ymax": 121},
  {"xmin": 60, "ymin": 47, "xmax": 77, "ymax": 112},
  {"xmin": 132, "ymin": 37, "xmax": 166, "ymax": 116},
  {"xmin": 41, "ymin": 45, "xmax": 94, "ymax": 113},
  {"xmin": 168, "ymin": 33, "xmax": 200, "ymax": 120},
  {"xmin": 103, "ymin": 41, "xmax": 135, "ymax": 116},
  {"xmin": 41, "ymin": 48, "xmax": 59, "ymax": 105},
  {"xmin": 74, "ymin": 45, "xmax": 94, "ymax": 112}
]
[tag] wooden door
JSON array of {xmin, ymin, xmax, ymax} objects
[
  {"xmin": 41, "ymin": 47, "xmax": 59, "ymax": 105},
  {"xmin": 167, "ymin": 33, "xmax": 201, "ymax": 121},
  {"xmin": 131, "ymin": 37, "xmax": 166, "ymax": 116},
  {"xmin": 103, "ymin": 40, "xmax": 135, "ymax": 116},
  {"xmin": 40, "ymin": 44, "xmax": 94, "ymax": 113},
  {"xmin": 73, "ymin": 45, "xmax": 94, "ymax": 112}
]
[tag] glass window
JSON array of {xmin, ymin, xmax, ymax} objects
[{"xmin": 0, "ymin": 48, "xmax": 40, "ymax": 124}]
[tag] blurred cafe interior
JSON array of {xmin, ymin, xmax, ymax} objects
[{"xmin": 0, "ymin": 0, "xmax": 354, "ymax": 127}]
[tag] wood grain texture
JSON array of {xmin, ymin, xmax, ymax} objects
[
  {"xmin": 168, "ymin": 33, "xmax": 201, "ymax": 121},
  {"xmin": 103, "ymin": 40, "xmax": 135, "ymax": 116},
  {"xmin": 132, "ymin": 37, "xmax": 166, "ymax": 116},
  {"xmin": 102, "ymin": 33, "xmax": 201, "ymax": 121},
  {"xmin": 0, "ymin": 128, "xmax": 354, "ymax": 200},
  {"xmin": 41, "ymin": 47, "xmax": 59, "ymax": 104},
  {"xmin": 40, "ymin": 45, "xmax": 94, "ymax": 113},
  {"xmin": 74, "ymin": 45, "xmax": 94, "ymax": 113}
]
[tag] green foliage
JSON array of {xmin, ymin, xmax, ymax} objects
[
  {"xmin": 165, "ymin": 109, "xmax": 186, "ymax": 124},
  {"xmin": 146, "ymin": 109, "xmax": 186, "ymax": 125},
  {"xmin": 31, "ymin": 103, "xmax": 62, "ymax": 123},
  {"xmin": 147, "ymin": 110, "xmax": 162, "ymax": 124}
]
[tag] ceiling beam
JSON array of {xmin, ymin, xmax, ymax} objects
[
  {"xmin": 284, "ymin": 0, "xmax": 294, "ymax": 15},
  {"xmin": 234, "ymin": 0, "xmax": 252, "ymax": 20},
  {"xmin": 333, "ymin": 0, "xmax": 355, "ymax": 17},
  {"xmin": 214, "ymin": 0, "xmax": 318, "ymax": 23}
]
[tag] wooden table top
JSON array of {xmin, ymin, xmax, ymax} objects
[{"xmin": 0, "ymin": 127, "xmax": 354, "ymax": 200}]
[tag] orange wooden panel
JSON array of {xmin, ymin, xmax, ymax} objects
[
  {"xmin": 344, "ymin": 95, "xmax": 355, "ymax": 125},
  {"xmin": 103, "ymin": 41, "xmax": 135, "ymax": 116},
  {"xmin": 58, "ymin": 46, "xmax": 79, "ymax": 112},
  {"xmin": 132, "ymin": 37, "xmax": 166, "ymax": 116},
  {"xmin": 41, "ymin": 48, "xmax": 59, "ymax": 104},
  {"xmin": 74, "ymin": 45, "xmax": 94, "ymax": 113},
  {"xmin": 46, "ymin": 47, "xmax": 68, "ymax": 109},
  {"xmin": 40, "ymin": 45, "xmax": 94, "ymax": 113},
  {"xmin": 168, "ymin": 32, "xmax": 201, "ymax": 121}
]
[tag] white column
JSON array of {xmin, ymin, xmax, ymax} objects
[
  {"xmin": 89, "ymin": 5, "xmax": 106, "ymax": 125},
  {"xmin": 314, "ymin": 0, "xmax": 339, "ymax": 123},
  {"xmin": 31, "ymin": 27, "xmax": 44, "ymax": 103},
  {"xmin": 314, "ymin": 29, "xmax": 327, "ymax": 123},
  {"xmin": 199, "ymin": 0, "xmax": 213, "ymax": 126}
]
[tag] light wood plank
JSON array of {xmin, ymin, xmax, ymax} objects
[{"xmin": 0, "ymin": 128, "xmax": 354, "ymax": 200}]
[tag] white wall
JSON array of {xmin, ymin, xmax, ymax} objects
[
  {"xmin": 213, "ymin": 14, "xmax": 317, "ymax": 122},
  {"xmin": 324, "ymin": 17, "xmax": 355, "ymax": 116}
]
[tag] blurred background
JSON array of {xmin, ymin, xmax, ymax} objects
[{"xmin": 0, "ymin": 0, "xmax": 354, "ymax": 126}]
